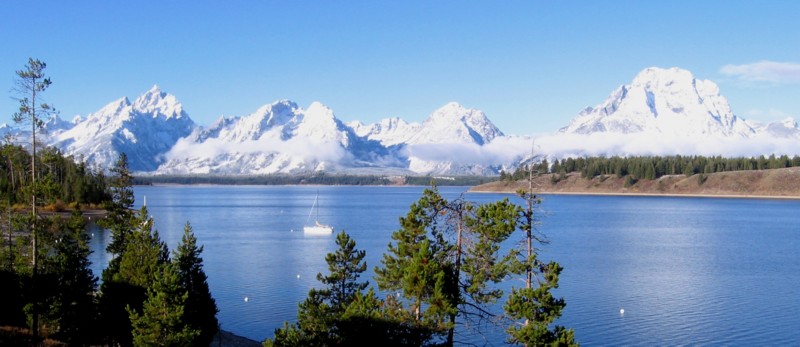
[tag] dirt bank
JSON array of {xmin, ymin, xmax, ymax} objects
[{"xmin": 470, "ymin": 167, "xmax": 800, "ymax": 199}]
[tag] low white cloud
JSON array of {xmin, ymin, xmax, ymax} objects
[
  {"xmin": 405, "ymin": 136, "xmax": 533, "ymax": 166},
  {"xmin": 720, "ymin": 61, "xmax": 800, "ymax": 84},
  {"xmin": 533, "ymin": 132, "xmax": 800, "ymax": 159},
  {"xmin": 745, "ymin": 108, "xmax": 796, "ymax": 120},
  {"xmin": 400, "ymin": 132, "xmax": 800, "ymax": 170},
  {"xmin": 165, "ymin": 134, "xmax": 349, "ymax": 164}
]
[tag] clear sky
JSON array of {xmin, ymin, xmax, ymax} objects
[{"xmin": 2, "ymin": 1, "xmax": 799, "ymax": 135}]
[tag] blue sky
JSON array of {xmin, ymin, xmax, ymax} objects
[{"xmin": 2, "ymin": 1, "xmax": 799, "ymax": 135}]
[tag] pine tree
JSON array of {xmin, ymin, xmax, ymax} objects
[
  {"xmin": 318, "ymin": 230, "xmax": 369, "ymax": 311},
  {"xmin": 51, "ymin": 208, "xmax": 99, "ymax": 344},
  {"xmin": 173, "ymin": 222, "xmax": 218, "ymax": 346},
  {"xmin": 101, "ymin": 206, "xmax": 169, "ymax": 346},
  {"xmin": 12, "ymin": 58, "xmax": 55, "ymax": 340},
  {"xmin": 101, "ymin": 153, "xmax": 136, "ymax": 258},
  {"xmin": 267, "ymin": 230, "xmax": 372, "ymax": 346},
  {"xmin": 376, "ymin": 188, "xmax": 524, "ymax": 346},
  {"xmin": 98, "ymin": 153, "xmax": 141, "ymax": 345},
  {"xmin": 375, "ymin": 188, "xmax": 454, "ymax": 344},
  {"xmin": 504, "ymin": 185, "xmax": 577, "ymax": 346},
  {"xmin": 129, "ymin": 262, "xmax": 199, "ymax": 346}
]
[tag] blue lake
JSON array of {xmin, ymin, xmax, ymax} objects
[{"xmin": 87, "ymin": 186, "xmax": 800, "ymax": 345}]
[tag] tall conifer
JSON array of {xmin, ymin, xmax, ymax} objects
[{"xmin": 173, "ymin": 222, "xmax": 218, "ymax": 346}]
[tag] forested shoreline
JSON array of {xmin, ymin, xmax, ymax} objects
[
  {"xmin": 133, "ymin": 174, "xmax": 493, "ymax": 187},
  {"xmin": 501, "ymin": 154, "xmax": 800, "ymax": 182}
]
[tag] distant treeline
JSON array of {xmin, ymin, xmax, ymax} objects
[
  {"xmin": 502, "ymin": 154, "xmax": 800, "ymax": 181},
  {"xmin": 134, "ymin": 174, "xmax": 496, "ymax": 186},
  {"xmin": 0, "ymin": 145, "xmax": 108, "ymax": 207}
]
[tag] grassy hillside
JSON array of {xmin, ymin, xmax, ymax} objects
[{"xmin": 471, "ymin": 167, "xmax": 800, "ymax": 198}]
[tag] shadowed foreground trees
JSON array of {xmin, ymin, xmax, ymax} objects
[
  {"xmin": 1, "ymin": 152, "xmax": 218, "ymax": 346},
  {"xmin": 267, "ymin": 187, "xmax": 577, "ymax": 346},
  {"xmin": 265, "ymin": 230, "xmax": 422, "ymax": 346}
]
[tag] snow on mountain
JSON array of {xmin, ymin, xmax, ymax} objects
[
  {"xmin": 158, "ymin": 100, "xmax": 401, "ymax": 175},
  {"xmin": 397, "ymin": 102, "xmax": 507, "ymax": 174},
  {"xmin": 559, "ymin": 67, "xmax": 754, "ymax": 138},
  {"xmin": 17, "ymin": 66, "xmax": 798, "ymax": 177},
  {"xmin": 54, "ymin": 86, "xmax": 195, "ymax": 172},
  {"xmin": 540, "ymin": 67, "xmax": 800, "ymax": 160},
  {"xmin": 347, "ymin": 117, "xmax": 422, "ymax": 147},
  {"xmin": 748, "ymin": 117, "xmax": 800, "ymax": 139},
  {"xmin": 409, "ymin": 102, "xmax": 503, "ymax": 145}
]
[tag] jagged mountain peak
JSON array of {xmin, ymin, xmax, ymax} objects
[
  {"xmin": 132, "ymin": 85, "xmax": 186, "ymax": 119},
  {"xmin": 559, "ymin": 66, "xmax": 751, "ymax": 137},
  {"xmin": 304, "ymin": 102, "xmax": 335, "ymax": 120},
  {"xmin": 251, "ymin": 99, "xmax": 299, "ymax": 126},
  {"xmin": 408, "ymin": 102, "xmax": 503, "ymax": 145},
  {"xmin": 427, "ymin": 102, "xmax": 475, "ymax": 122},
  {"xmin": 632, "ymin": 67, "xmax": 694, "ymax": 85}
]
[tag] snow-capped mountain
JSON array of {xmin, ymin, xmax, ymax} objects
[
  {"xmin": 559, "ymin": 67, "xmax": 754, "ymax": 138},
  {"xmin": 409, "ymin": 102, "xmax": 503, "ymax": 145},
  {"xmin": 748, "ymin": 117, "xmax": 800, "ymax": 138},
  {"xmin": 10, "ymin": 66, "xmax": 798, "ymax": 176},
  {"xmin": 347, "ymin": 117, "xmax": 421, "ymax": 147},
  {"xmin": 53, "ymin": 86, "xmax": 195, "ymax": 172},
  {"xmin": 342, "ymin": 102, "xmax": 507, "ymax": 174},
  {"xmin": 157, "ymin": 100, "xmax": 402, "ymax": 174},
  {"xmin": 401, "ymin": 102, "xmax": 505, "ymax": 174}
]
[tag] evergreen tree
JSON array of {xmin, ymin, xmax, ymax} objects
[
  {"xmin": 51, "ymin": 208, "xmax": 99, "ymax": 344},
  {"xmin": 504, "ymin": 186, "xmax": 577, "ymax": 346},
  {"xmin": 376, "ymin": 188, "xmax": 524, "ymax": 346},
  {"xmin": 173, "ymin": 222, "xmax": 218, "ymax": 346},
  {"xmin": 101, "ymin": 206, "xmax": 169, "ymax": 346},
  {"xmin": 129, "ymin": 262, "xmax": 200, "ymax": 346},
  {"xmin": 461, "ymin": 199, "xmax": 519, "ymax": 307},
  {"xmin": 266, "ymin": 230, "xmax": 373, "ymax": 346},
  {"xmin": 98, "ymin": 153, "xmax": 141, "ymax": 346},
  {"xmin": 375, "ymin": 188, "xmax": 454, "ymax": 345},
  {"xmin": 101, "ymin": 153, "xmax": 136, "ymax": 258},
  {"xmin": 318, "ymin": 230, "xmax": 369, "ymax": 311},
  {"xmin": 12, "ymin": 58, "xmax": 55, "ymax": 340}
]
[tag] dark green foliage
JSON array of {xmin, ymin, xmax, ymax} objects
[
  {"xmin": 318, "ymin": 231, "xmax": 369, "ymax": 310},
  {"xmin": 100, "ymin": 153, "xmax": 136, "ymax": 257},
  {"xmin": 129, "ymin": 262, "xmax": 199, "ymax": 346},
  {"xmin": 462, "ymin": 199, "xmax": 519, "ymax": 305},
  {"xmin": 505, "ymin": 263, "xmax": 577, "ymax": 346},
  {"xmin": 0, "ymin": 145, "xmax": 108, "ymax": 206},
  {"xmin": 624, "ymin": 175, "xmax": 637, "ymax": 187},
  {"xmin": 375, "ymin": 188, "xmax": 527, "ymax": 346},
  {"xmin": 49, "ymin": 209, "xmax": 99, "ymax": 344},
  {"xmin": 375, "ymin": 188, "xmax": 454, "ymax": 344},
  {"xmin": 577, "ymin": 155, "xmax": 798, "ymax": 180},
  {"xmin": 173, "ymin": 222, "xmax": 218, "ymax": 346},
  {"xmin": 504, "ymin": 188, "xmax": 577, "ymax": 346},
  {"xmin": 100, "ymin": 206, "xmax": 169, "ymax": 346},
  {"xmin": 336, "ymin": 288, "xmax": 432, "ymax": 347},
  {"xmin": 697, "ymin": 173, "xmax": 708, "ymax": 185},
  {"xmin": 507, "ymin": 155, "xmax": 800, "ymax": 183},
  {"xmin": 267, "ymin": 230, "xmax": 383, "ymax": 346}
]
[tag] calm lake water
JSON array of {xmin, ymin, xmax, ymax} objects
[{"xmin": 87, "ymin": 186, "xmax": 800, "ymax": 345}]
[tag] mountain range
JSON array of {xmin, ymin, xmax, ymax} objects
[{"xmin": 4, "ymin": 67, "xmax": 799, "ymax": 175}]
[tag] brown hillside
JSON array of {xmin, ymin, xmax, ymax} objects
[{"xmin": 470, "ymin": 167, "xmax": 800, "ymax": 198}]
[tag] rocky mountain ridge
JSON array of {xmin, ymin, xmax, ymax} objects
[{"xmin": 3, "ymin": 67, "xmax": 798, "ymax": 175}]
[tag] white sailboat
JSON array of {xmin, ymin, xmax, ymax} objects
[{"xmin": 303, "ymin": 192, "xmax": 333, "ymax": 234}]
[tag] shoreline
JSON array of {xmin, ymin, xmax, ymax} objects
[
  {"xmin": 469, "ymin": 189, "xmax": 800, "ymax": 200},
  {"xmin": 469, "ymin": 167, "xmax": 800, "ymax": 200}
]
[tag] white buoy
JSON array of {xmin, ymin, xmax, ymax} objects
[
  {"xmin": 297, "ymin": 274, "xmax": 301, "ymax": 279},
  {"xmin": 619, "ymin": 308, "xmax": 625, "ymax": 315},
  {"xmin": 244, "ymin": 297, "xmax": 249, "ymax": 302}
]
